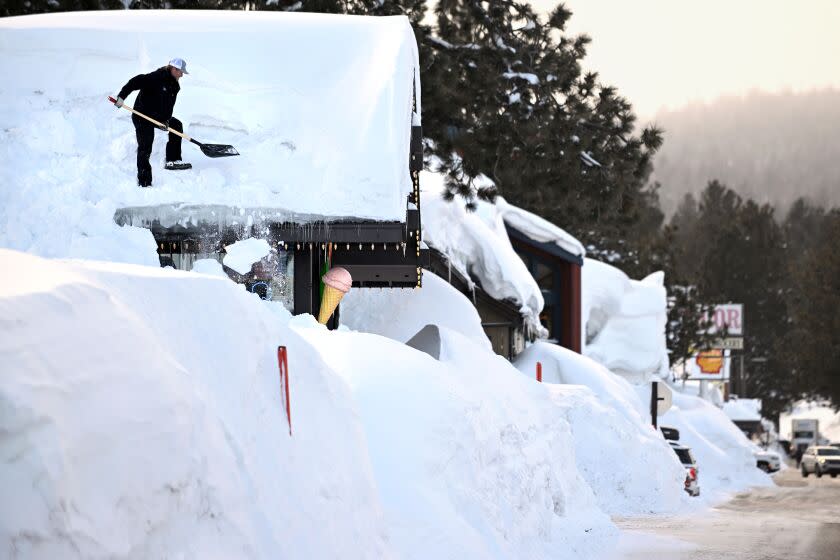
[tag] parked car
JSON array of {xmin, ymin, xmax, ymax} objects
[
  {"xmin": 754, "ymin": 450, "xmax": 782, "ymax": 473},
  {"xmin": 800, "ymin": 446, "xmax": 840, "ymax": 478},
  {"xmin": 660, "ymin": 426, "xmax": 680, "ymax": 441},
  {"xmin": 670, "ymin": 441, "xmax": 700, "ymax": 496}
]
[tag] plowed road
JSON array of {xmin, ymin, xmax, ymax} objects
[{"xmin": 612, "ymin": 467, "xmax": 840, "ymax": 559}]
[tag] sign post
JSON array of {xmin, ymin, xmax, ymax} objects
[{"xmin": 650, "ymin": 381, "xmax": 673, "ymax": 428}]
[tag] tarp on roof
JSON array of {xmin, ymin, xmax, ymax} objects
[{"xmin": 0, "ymin": 10, "xmax": 419, "ymax": 222}]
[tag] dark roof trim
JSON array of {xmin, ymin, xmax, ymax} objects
[
  {"xmin": 425, "ymin": 248, "xmax": 524, "ymax": 321},
  {"xmin": 505, "ymin": 224, "xmax": 584, "ymax": 266},
  {"xmin": 114, "ymin": 206, "xmax": 419, "ymax": 244}
]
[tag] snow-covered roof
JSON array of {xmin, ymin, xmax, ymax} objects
[
  {"xmin": 498, "ymin": 201, "xmax": 586, "ymax": 260},
  {"xmin": 722, "ymin": 398, "xmax": 762, "ymax": 422},
  {"xmin": 0, "ymin": 11, "xmax": 419, "ymax": 222},
  {"xmin": 419, "ymin": 171, "xmax": 545, "ymax": 334}
]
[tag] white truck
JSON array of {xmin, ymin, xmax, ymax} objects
[{"xmin": 791, "ymin": 419, "xmax": 819, "ymax": 458}]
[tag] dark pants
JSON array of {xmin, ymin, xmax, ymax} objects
[{"xmin": 132, "ymin": 115, "xmax": 184, "ymax": 186}]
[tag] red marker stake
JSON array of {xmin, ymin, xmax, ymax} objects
[{"xmin": 277, "ymin": 346, "xmax": 292, "ymax": 436}]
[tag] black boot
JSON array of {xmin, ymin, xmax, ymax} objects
[{"xmin": 165, "ymin": 160, "xmax": 192, "ymax": 171}]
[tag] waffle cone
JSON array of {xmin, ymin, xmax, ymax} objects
[{"xmin": 318, "ymin": 285, "xmax": 346, "ymax": 324}]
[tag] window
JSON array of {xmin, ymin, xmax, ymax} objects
[
  {"xmin": 817, "ymin": 448, "xmax": 840, "ymax": 456},
  {"xmin": 673, "ymin": 447, "xmax": 694, "ymax": 465}
]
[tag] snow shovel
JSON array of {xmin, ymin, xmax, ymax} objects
[{"xmin": 108, "ymin": 96, "xmax": 239, "ymax": 158}]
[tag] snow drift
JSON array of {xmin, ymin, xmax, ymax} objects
[
  {"xmin": 1, "ymin": 250, "xmax": 620, "ymax": 559},
  {"xmin": 0, "ymin": 249, "xmax": 393, "ymax": 559},
  {"xmin": 513, "ymin": 342, "xmax": 687, "ymax": 515},
  {"xmin": 298, "ymin": 323, "xmax": 617, "ymax": 559},
  {"xmin": 341, "ymin": 270, "xmax": 492, "ymax": 350}
]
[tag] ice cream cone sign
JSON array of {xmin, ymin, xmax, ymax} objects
[{"xmin": 318, "ymin": 267, "xmax": 352, "ymax": 325}]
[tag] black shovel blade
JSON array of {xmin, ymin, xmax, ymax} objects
[{"xmin": 199, "ymin": 142, "xmax": 240, "ymax": 158}]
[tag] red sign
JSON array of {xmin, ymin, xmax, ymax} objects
[{"xmin": 703, "ymin": 304, "xmax": 744, "ymax": 336}]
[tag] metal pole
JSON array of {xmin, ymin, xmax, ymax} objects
[{"xmin": 651, "ymin": 381, "xmax": 658, "ymax": 429}]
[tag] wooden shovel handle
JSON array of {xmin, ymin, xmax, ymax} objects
[{"xmin": 108, "ymin": 96, "xmax": 193, "ymax": 142}]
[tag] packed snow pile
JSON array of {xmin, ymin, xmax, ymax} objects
[
  {"xmin": 341, "ymin": 270, "xmax": 492, "ymax": 350},
  {"xmin": 0, "ymin": 10, "xmax": 419, "ymax": 262},
  {"xmin": 780, "ymin": 401, "xmax": 840, "ymax": 443},
  {"xmin": 298, "ymin": 323, "xmax": 617, "ymax": 559},
  {"xmin": 420, "ymin": 170, "xmax": 545, "ymax": 333},
  {"xmin": 582, "ymin": 258, "xmax": 669, "ymax": 382},
  {"xmin": 1, "ymin": 249, "xmax": 622, "ymax": 559},
  {"xmin": 513, "ymin": 342, "xmax": 687, "ymax": 515},
  {"xmin": 0, "ymin": 249, "xmax": 393, "ymax": 559},
  {"xmin": 657, "ymin": 387, "xmax": 772, "ymax": 501}
]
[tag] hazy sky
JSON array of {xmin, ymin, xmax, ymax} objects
[{"xmin": 530, "ymin": 0, "xmax": 840, "ymax": 118}]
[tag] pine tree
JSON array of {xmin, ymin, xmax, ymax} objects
[
  {"xmin": 3, "ymin": 0, "xmax": 124, "ymax": 17},
  {"xmin": 784, "ymin": 203, "xmax": 840, "ymax": 408},
  {"xmin": 423, "ymin": 1, "xmax": 663, "ymax": 263}
]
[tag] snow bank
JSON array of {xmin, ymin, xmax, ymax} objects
[
  {"xmin": 0, "ymin": 10, "xmax": 419, "ymax": 263},
  {"xmin": 513, "ymin": 343, "xmax": 687, "ymax": 515},
  {"xmin": 582, "ymin": 259, "xmax": 669, "ymax": 382},
  {"xmin": 780, "ymin": 401, "xmax": 840, "ymax": 443},
  {"xmin": 340, "ymin": 270, "xmax": 492, "ymax": 350},
  {"xmin": 2, "ymin": 250, "xmax": 623, "ymax": 559},
  {"xmin": 420, "ymin": 171, "xmax": 544, "ymax": 332},
  {"xmin": 297, "ymin": 324, "xmax": 617, "ymax": 559},
  {"xmin": 657, "ymin": 388, "xmax": 772, "ymax": 502},
  {"xmin": 0, "ymin": 249, "xmax": 393, "ymax": 559}
]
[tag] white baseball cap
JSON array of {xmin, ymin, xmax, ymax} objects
[{"xmin": 168, "ymin": 58, "xmax": 189, "ymax": 74}]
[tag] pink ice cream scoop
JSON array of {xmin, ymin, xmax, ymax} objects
[{"xmin": 322, "ymin": 267, "xmax": 353, "ymax": 293}]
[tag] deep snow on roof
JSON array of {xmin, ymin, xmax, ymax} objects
[
  {"xmin": 722, "ymin": 398, "xmax": 762, "ymax": 422},
  {"xmin": 0, "ymin": 10, "xmax": 419, "ymax": 223},
  {"xmin": 498, "ymin": 201, "xmax": 585, "ymax": 259}
]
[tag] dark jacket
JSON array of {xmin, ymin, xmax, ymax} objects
[{"xmin": 118, "ymin": 67, "xmax": 180, "ymax": 123}]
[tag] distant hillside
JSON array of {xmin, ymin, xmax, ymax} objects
[{"xmin": 650, "ymin": 89, "xmax": 840, "ymax": 217}]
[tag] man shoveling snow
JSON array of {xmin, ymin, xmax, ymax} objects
[{"xmin": 114, "ymin": 58, "xmax": 193, "ymax": 187}]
